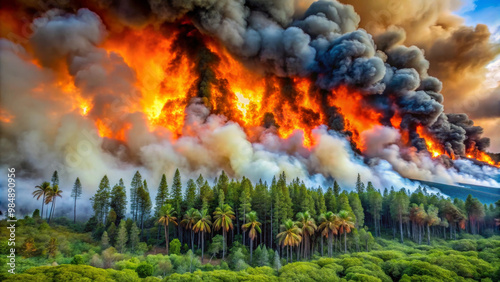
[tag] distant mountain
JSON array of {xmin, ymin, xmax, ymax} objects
[{"xmin": 412, "ymin": 179, "xmax": 500, "ymax": 204}]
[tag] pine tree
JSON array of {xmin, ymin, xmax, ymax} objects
[
  {"xmin": 200, "ymin": 180, "xmax": 212, "ymax": 210},
  {"xmin": 252, "ymin": 180, "xmax": 270, "ymax": 243},
  {"xmin": 106, "ymin": 209, "xmax": 117, "ymax": 227},
  {"xmin": 101, "ymin": 231, "xmax": 110, "ymax": 249},
  {"xmin": 185, "ymin": 179, "xmax": 197, "ymax": 210},
  {"xmin": 155, "ymin": 174, "xmax": 169, "ymax": 216},
  {"xmin": 338, "ymin": 193, "xmax": 355, "ymax": 221},
  {"xmin": 348, "ymin": 192, "xmax": 364, "ymax": 228},
  {"xmin": 71, "ymin": 177, "xmax": 82, "ymax": 223},
  {"xmin": 110, "ymin": 184, "xmax": 127, "ymax": 223},
  {"xmin": 129, "ymin": 222, "xmax": 140, "ymax": 251},
  {"xmin": 51, "ymin": 171, "xmax": 59, "ymax": 187},
  {"xmin": 130, "ymin": 171, "xmax": 143, "ymax": 221},
  {"xmin": 172, "ymin": 169, "xmax": 183, "ymax": 215},
  {"xmin": 273, "ymin": 250, "xmax": 281, "ymax": 272},
  {"xmin": 355, "ymin": 173, "xmax": 365, "ymax": 194},
  {"xmin": 115, "ymin": 220, "xmax": 128, "ymax": 253},
  {"xmin": 137, "ymin": 186, "xmax": 152, "ymax": 236},
  {"xmin": 239, "ymin": 178, "xmax": 252, "ymax": 244},
  {"xmin": 91, "ymin": 175, "xmax": 111, "ymax": 224},
  {"xmin": 172, "ymin": 169, "xmax": 183, "ymax": 239},
  {"xmin": 316, "ymin": 188, "xmax": 327, "ymax": 215},
  {"xmin": 107, "ymin": 222, "xmax": 117, "ymax": 245},
  {"xmin": 217, "ymin": 171, "xmax": 229, "ymax": 196},
  {"xmin": 324, "ymin": 186, "xmax": 336, "ymax": 212},
  {"xmin": 333, "ymin": 181, "xmax": 341, "ymax": 197},
  {"xmin": 367, "ymin": 188, "xmax": 383, "ymax": 236},
  {"xmin": 391, "ymin": 189, "xmax": 410, "ymax": 243}
]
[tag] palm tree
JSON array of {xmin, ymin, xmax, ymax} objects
[
  {"xmin": 182, "ymin": 208, "xmax": 198, "ymax": 252},
  {"xmin": 296, "ymin": 211, "xmax": 317, "ymax": 260},
  {"xmin": 242, "ymin": 211, "xmax": 261, "ymax": 262},
  {"xmin": 337, "ymin": 210, "xmax": 355, "ymax": 253},
  {"xmin": 213, "ymin": 204, "xmax": 235, "ymax": 259},
  {"xmin": 277, "ymin": 219, "xmax": 302, "ymax": 263},
  {"xmin": 318, "ymin": 211, "xmax": 339, "ymax": 257},
  {"xmin": 33, "ymin": 182, "xmax": 51, "ymax": 219},
  {"xmin": 45, "ymin": 185, "xmax": 62, "ymax": 223},
  {"xmin": 193, "ymin": 209, "xmax": 211, "ymax": 263},
  {"xmin": 158, "ymin": 204, "xmax": 177, "ymax": 255}
]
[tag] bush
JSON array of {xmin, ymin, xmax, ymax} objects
[
  {"xmin": 169, "ymin": 239, "xmax": 181, "ymax": 255},
  {"xmin": 136, "ymin": 262, "xmax": 154, "ymax": 278},
  {"xmin": 279, "ymin": 262, "xmax": 340, "ymax": 281},
  {"xmin": 369, "ymin": 250, "xmax": 405, "ymax": 261},
  {"xmin": 450, "ymin": 239, "xmax": 477, "ymax": 251},
  {"xmin": 70, "ymin": 255, "xmax": 84, "ymax": 265}
]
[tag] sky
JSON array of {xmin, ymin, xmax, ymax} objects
[
  {"xmin": 456, "ymin": 0, "xmax": 500, "ymax": 152},
  {"xmin": 457, "ymin": 0, "xmax": 500, "ymax": 43}
]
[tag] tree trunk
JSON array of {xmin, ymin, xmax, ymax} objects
[
  {"xmin": 321, "ymin": 236, "xmax": 324, "ymax": 256},
  {"xmin": 250, "ymin": 238, "xmax": 253, "ymax": 263},
  {"xmin": 191, "ymin": 230, "xmax": 194, "ymax": 252},
  {"xmin": 328, "ymin": 230, "xmax": 333, "ymax": 257},
  {"xmin": 41, "ymin": 195, "xmax": 45, "ymax": 220},
  {"xmin": 222, "ymin": 229, "xmax": 226, "ymax": 259},
  {"xmin": 74, "ymin": 197, "xmax": 77, "ymax": 223},
  {"xmin": 344, "ymin": 229, "xmax": 347, "ymax": 253},
  {"xmin": 427, "ymin": 225, "xmax": 431, "ymax": 245},
  {"xmin": 201, "ymin": 231, "xmax": 205, "ymax": 263},
  {"xmin": 157, "ymin": 225, "xmax": 161, "ymax": 245},
  {"xmin": 399, "ymin": 212, "xmax": 404, "ymax": 243},
  {"xmin": 242, "ymin": 208, "xmax": 245, "ymax": 244},
  {"xmin": 49, "ymin": 199, "xmax": 56, "ymax": 223},
  {"xmin": 165, "ymin": 224, "xmax": 169, "ymax": 255}
]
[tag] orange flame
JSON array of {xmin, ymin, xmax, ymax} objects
[
  {"xmin": 466, "ymin": 147, "xmax": 498, "ymax": 167},
  {"xmin": 1, "ymin": 12, "xmax": 498, "ymax": 165},
  {"xmin": 416, "ymin": 125, "xmax": 449, "ymax": 158},
  {"xmin": 328, "ymin": 86, "xmax": 382, "ymax": 150}
]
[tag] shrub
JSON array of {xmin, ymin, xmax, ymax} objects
[
  {"xmin": 450, "ymin": 239, "xmax": 477, "ymax": 252},
  {"xmin": 169, "ymin": 239, "xmax": 181, "ymax": 255},
  {"xmin": 136, "ymin": 262, "xmax": 154, "ymax": 278},
  {"xmin": 70, "ymin": 255, "xmax": 84, "ymax": 265}
]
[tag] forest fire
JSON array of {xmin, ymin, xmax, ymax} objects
[
  {"xmin": 1, "ymin": 0, "xmax": 499, "ymax": 193},
  {"xmin": 416, "ymin": 125, "xmax": 450, "ymax": 159}
]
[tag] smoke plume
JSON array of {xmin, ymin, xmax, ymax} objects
[{"xmin": 0, "ymin": 0, "xmax": 499, "ymax": 218}]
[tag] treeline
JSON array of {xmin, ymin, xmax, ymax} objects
[{"xmin": 32, "ymin": 170, "xmax": 500, "ymax": 262}]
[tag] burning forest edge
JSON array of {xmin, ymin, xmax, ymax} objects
[{"xmin": 1, "ymin": 0, "xmax": 500, "ymax": 279}]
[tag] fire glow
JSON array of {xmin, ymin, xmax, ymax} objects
[
  {"xmin": 1, "ymin": 3, "xmax": 498, "ymax": 177},
  {"xmin": 35, "ymin": 26, "xmax": 500, "ymax": 166}
]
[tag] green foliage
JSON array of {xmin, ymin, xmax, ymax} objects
[
  {"xmin": 169, "ymin": 239, "xmax": 181, "ymax": 255},
  {"xmin": 451, "ymin": 239, "xmax": 477, "ymax": 251},
  {"xmin": 129, "ymin": 222, "xmax": 140, "ymax": 251},
  {"xmin": 110, "ymin": 184, "xmax": 127, "ymax": 223},
  {"xmin": 135, "ymin": 262, "xmax": 154, "ymax": 278},
  {"xmin": 279, "ymin": 262, "xmax": 340, "ymax": 281},
  {"xmin": 115, "ymin": 220, "xmax": 128, "ymax": 253},
  {"xmin": 70, "ymin": 255, "xmax": 84, "ymax": 265},
  {"xmin": 11, "ymin": 170, "xmax": 500, "ymax": 281}
]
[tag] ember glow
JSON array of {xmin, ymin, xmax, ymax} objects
[
  {"xmin": 1, "ymin": 0, "xmax": 499, "ymax": 194},
  {"xmin": 416, "ymin": 125, "xmax": 451, "ymax": 159}
]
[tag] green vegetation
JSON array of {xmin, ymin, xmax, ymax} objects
[{"xmin": 1, "ymin": 170, "xmax": 499, "ymax": 281}]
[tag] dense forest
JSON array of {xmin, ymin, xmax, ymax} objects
[{"xmin": 1, "ymin": 170, "xmax": 499, "ymax": 281}]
